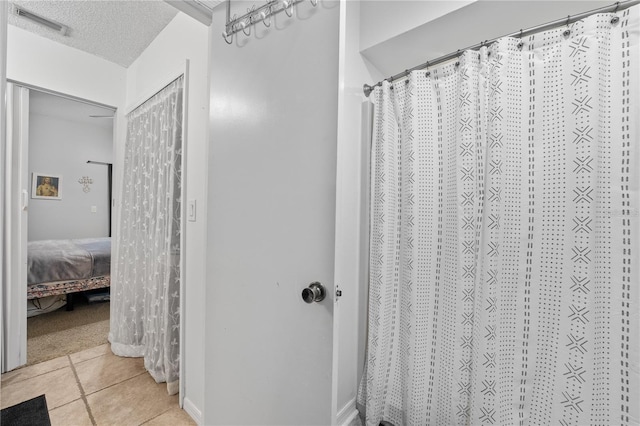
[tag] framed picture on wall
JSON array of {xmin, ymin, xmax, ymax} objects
[{"xmin": 32, "ymin": 173, "xmax": 62, "ymax": 200}]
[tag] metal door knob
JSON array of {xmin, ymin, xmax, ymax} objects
[{"xmin": 302, "ymin": 282, "xmax": 325, "ymax": 303}]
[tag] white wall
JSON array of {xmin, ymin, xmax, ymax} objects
[
  {"xmin": 7, "ymin": 26, "xmax": 126, "ymax": 108},
  {"xmin": 28, "ymin": 99, "xmax": 112, "ymax": 241},
  {"xmin": 125, "ymin": 12, "xmax": 209, "ymax": 422},
  {"xmin": 360, "ymin": 0, "xmax": 474, "ymax": 51},
  {"xmin": 360, "ymin": 1, "xmax": 612, "ymax": 77}
]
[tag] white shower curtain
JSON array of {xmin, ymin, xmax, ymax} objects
[
  {"xmin": 359, "ymin": 8, "xmax": 639, "ymax": 426},
  {"xmin": 109, "ymin": 77, "xmax": 183, "ymax": 395}
]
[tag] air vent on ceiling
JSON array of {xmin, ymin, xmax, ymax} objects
[{"xmin": 13, "ymin": 5, "xmax": 69, "ymax": 36}]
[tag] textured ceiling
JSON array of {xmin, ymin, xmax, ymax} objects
[{"xmin": 8, "ymin": 0, "xmax": 180, "ymax": 68}]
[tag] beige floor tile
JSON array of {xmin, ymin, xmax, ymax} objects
[
  {"xmin": 49, "ymin": 399, "xmax": 93, "ymax": 426},
  {"xmin": 69, "ymin": 343, "xmax": 111, "ymax": 365},
  {"xmin": 0, "ymin": 367, "xmax": 81, "ymax": 410},
  {"xmin": 144, "ymin": 406, "xmax": 196, "ymax": 425},
  {"xmin": 1, "ymin": 356, "xmax": 70, "ymax": 386},
  {"xmin": 87, "ymin": 373, "xmax": 178, "ymax": 426},
  {"xmin": 74, "ymin": 352, "xmax": 145, "ymax": 395}
]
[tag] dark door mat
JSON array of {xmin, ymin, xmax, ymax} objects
[{"xmin": 1, "ymin": 395, "xmax": 51, "ymax": 426}]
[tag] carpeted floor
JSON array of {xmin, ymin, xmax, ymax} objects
[{"xmin": 27, "ymin": 298, "xmax": 110, "ymax": 365}]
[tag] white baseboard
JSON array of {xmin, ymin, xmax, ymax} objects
[
  {"xmin": 183, "ymin": 397, "xmax": 202, "ymax": 425},
  {"xmin": 337, "ymin": 397, "xmax": 360, "ymax": 426}
]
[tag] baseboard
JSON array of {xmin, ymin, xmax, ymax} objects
[
  {"xmin": 183, "ymin": 397, "xmax": 202, "ymax": 425},
  {"xmin": 183, "ymin": 395, "xmax": 356, "ymax": 426},
  {"xmin": 337, "ymin": 397, "xmax": 359, "ymax": 426}
]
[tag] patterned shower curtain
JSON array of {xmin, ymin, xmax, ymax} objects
[
  {"xmin": 359, "ymin": 8, "xmax": 638, "ymax": 426},
  {"xmin": 109, "ymin": 77, "xmax": 183, "ymax": 395}
]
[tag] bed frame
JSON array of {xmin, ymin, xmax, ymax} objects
[{"xmin": 27, "ymin": 276, "xmax": 110, "ymax": 310}]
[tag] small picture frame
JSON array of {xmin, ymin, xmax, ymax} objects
[{"xmin": 32, "ymin": 173, "xmax": 62, "ymax": 200}]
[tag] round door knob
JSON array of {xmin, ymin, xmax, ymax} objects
[{"xmin": 302, "ymin": 282, "xmax": 325, "ymax": 303}]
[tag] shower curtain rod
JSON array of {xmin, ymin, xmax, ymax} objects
[{"xmin": 363, "ymin": 0, "xmax": 640, "ymax": 97}]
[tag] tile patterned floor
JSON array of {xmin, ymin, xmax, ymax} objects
[{"xmin": 1, "ymin": 344, "xmax": 195, "ymax": 426}]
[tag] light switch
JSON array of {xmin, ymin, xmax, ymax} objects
[
  {"xmin": 188, "ymin": 199, "xmax": 196, "ymax": 222},
  {"xmin": 91, "ymin": 206, "xmax": 97, "ymax": 213}
]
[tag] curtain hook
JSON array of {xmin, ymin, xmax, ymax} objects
[
  {"xmin": 222, "ymin": 30, "xmax": 233, "ymax": 44},
  {"xmin": 425, "ymin": 62, "xmax": 430, "ymax": 78},
  {"xmin": 261, "ymin": 10, "xmax": 271, "ymax": 27},
  {"xmin": 240, "ymin": 20, "xmax": 251, "ymax": 36},
  {"xmin": 310, "ymin": 0, "xmax": 318, "ymax": 6},
  {"xmin": 283, "ymin": 0, "xmax": 294, "ymax": 17},
  {"xmin": 563, "ymin": 15, "xmax": 571, "ymax": 37},
  {"xmin": 261, "ymin": 3, "xmax": 272, "ymax": 27},
  {"xmin": 516, "ymin": 30, "xmax": 524, "ymax": 50},
  {"xmin": 611, "ymin": 1, "xmax": 621, "ymax": 24}
]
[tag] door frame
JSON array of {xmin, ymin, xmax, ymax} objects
[
  {"xmin": 2, "ymin": 83, "xmax": 29, "ymax": 372},
  {"xmin": 2, "ymin": 81, "xmax": 117, "ymax": 372},
  {"xmin": 0, "ymin": 0, "xmax": 6, "ymax": 377}
]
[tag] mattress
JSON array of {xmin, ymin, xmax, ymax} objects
[
  {"xmin": 27, "ymin": 237, "xmax": 111, "ymax": 299},
  {"xmin": 27, "ymin": 237, "xmax": 111, "ymax": 285}
]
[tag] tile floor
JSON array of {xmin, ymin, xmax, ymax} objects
[{"xmin": 1, "ymin": 344, "xmax": 195, "ymax": 426}]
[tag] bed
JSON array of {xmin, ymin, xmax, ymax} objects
[{"xmin": 27, "ymin": 237, "xmax": 111, "ymax": 311}]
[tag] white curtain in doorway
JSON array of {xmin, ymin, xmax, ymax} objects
[
  {"xmin": 359, "ymin": 8, "xmax": 639, "ymax": 426},
  {"xmin": 109, "ymin": 77, "xmax": 183, "ymax": 395}
]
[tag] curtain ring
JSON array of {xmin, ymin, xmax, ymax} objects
[
  {"xmin": 283, "ymin": 0, "xmax": 294, "ymax": 17},
  {"xmin": 222, "ymin": 30, "xmax": 233, "ymax": 44}
]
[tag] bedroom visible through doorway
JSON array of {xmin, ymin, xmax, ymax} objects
[{"xmin": 24, "ymin": 88, "xmax": 115, "ymax": 366}]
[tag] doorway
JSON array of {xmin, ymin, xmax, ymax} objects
[{"xmin": 4, "ymin": 82, "xmax": 116, "ymax": 370}]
